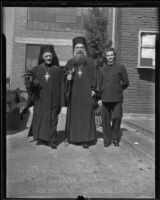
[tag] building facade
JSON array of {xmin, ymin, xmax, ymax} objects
[
  {"xmin": 3, "ymin": 7, "xmax": 88, "ymax": 89},
  {"xmin": 3, "ymin": 7, "xmax": 158, "ymax": 114},
  {"xmin": 115, "ymin": 8, "xmax": 158, "ymax": 114}
]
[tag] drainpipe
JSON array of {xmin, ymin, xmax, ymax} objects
[{"xmin": 112, "ymin": 7, "xmax": 116, "ymax": 48}]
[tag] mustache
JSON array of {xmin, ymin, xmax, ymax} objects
[{"xmin": 44, "ymin": 59, "xmax": 52, "ymax": 63}]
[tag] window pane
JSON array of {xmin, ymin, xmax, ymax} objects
[
  {"xmin": 141, "ymin": 48, "xmax": 155, "ymax": 66},
  {"xmin": 141, "ymin": 48, "xmax": 155, "ymax": 59},
  {"xmin": 141, "ymin": 33, "xmax": 156, "ymax": 46},
  {"xmin": 139, "ymin": 31, "xmax": 158, "ymax": 68},
  {"xmin": 25, "ymin": 44, "xmax": 41, "ymax": 70}
]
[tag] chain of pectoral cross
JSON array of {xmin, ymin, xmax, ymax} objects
[
  {"xmin": 77, "ymin": 65, "xmax": 83, "ymax": 78},
  {"xmin": 43, "ymin": 64, "xmax": 50, "ymax": 82}
]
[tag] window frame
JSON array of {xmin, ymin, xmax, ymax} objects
[{"xmin": 137, "ymin": 30, "xmax": 158, "ymax": 69}]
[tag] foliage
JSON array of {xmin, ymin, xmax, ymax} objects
[{"xmin": 84, "ymin": 8, "xmax": 112, "ymax": 67}]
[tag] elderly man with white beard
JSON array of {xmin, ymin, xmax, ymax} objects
[{"xmin": 64, "ymin": 36, "xmax": 99, "ymax": 148}]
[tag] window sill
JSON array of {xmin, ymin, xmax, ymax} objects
[{"xmin": 136, "ymin": 66, "xmax": 155, "ymax": 69}]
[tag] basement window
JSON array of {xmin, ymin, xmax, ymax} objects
[{"xmin": 138, "ymin": 30, "xmax": 158, "ymax": 69}]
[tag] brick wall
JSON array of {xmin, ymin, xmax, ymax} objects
[{"xmin": 117, "ymin": 8, "xmax": 158, "ymax": 114}]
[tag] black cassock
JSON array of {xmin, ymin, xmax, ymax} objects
[
  {"xmin": 64, "ymin": 57, "xmax": 99, "ymax": 143},
  {"xmin": 25, "ymin": 63, "xmax": 63, "ymax": 142}
]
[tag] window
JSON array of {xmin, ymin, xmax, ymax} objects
[
  {"xmin": 27, "ymin": 8, "xmax": 86, "ymax": 31},
  {"xmin": 25, "ymin": 44, "xmax": 41, "ymax": 71},
  {"xmin": 138, "ymin": 30, "xmax": 158, "ymax": 69},
  {"xmin": 25, "ymin": 44, "xmax": 72, "ymax": 70}
]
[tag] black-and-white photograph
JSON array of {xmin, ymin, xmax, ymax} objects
[{"xmin": 2, "ymin": 3, "xmax": 159, "ymax": 199}]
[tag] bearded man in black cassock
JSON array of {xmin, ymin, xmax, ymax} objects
[
  {"xmin": 64, "ymin": 36, "xmax": 99, "ymax": 148},
  {"xmin": 20, "ymin": 45, "xmax": 63, "ymax": 149}
]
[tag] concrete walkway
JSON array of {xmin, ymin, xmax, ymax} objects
[
  {"xmin": 121, "ymin": 113, "xmax": 155, "ymax": 168},
  {"xmin": 6, "ymin": 112, "xmax": 155, "ymax": 198}
]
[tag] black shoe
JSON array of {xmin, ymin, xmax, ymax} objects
[
  {"xmin": 50, "ymin": 137, "xmax": 58, "ymax": 149},
  {"xmin": 112, "ymin": 140, "xmax": 119, "ymax": 147},
  {"xmin": 43, "ymin": 141, "xmax": 50, "ymax": 146},
  {"xmin": 50, "ymin": 143, "xmax": 57, "ymax": 149},
  {"xmin": 104, "ymin": 142, "xmax": 111, "ymax": 147},
  {"xmin": 82, "ymin": 143, "xmax": 89, "ymax": 148},
  {"xmin": 36, "ymin": 140, "xmax": 43, "ymax": 145}
]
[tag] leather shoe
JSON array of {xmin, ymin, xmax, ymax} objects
[
  {"xmin": 112, "ymin": 140, "xmax": 119, "ymax": 147},
  {"xmin": 36, "ymin": 140, "xmax": 43, "ymax": 145},
  {"xmin": 104, "ymin": 143, "xmax": 111, "ymax": 147},
  {"xmin": 50, "ymin": 143, "xmax": 57, "ymax": 149},
  {"xmin": 82, "ymin": 143, "xmax": 89, "ymax": 148}
]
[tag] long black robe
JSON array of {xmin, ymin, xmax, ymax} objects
[
  {"xmin": 64, "ymin": 57, "xmax": 98, "ymax": 143},
  {"xmin": 26, "ymin": 63, "xmax": 63, "ymax": 142}
]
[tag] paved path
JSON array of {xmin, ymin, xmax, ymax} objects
[{"xmin": 6, "ymin": 114, "xmax": 155, "ymax": 198}]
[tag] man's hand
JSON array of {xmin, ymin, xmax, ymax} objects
[
  {"xmin": 20, "ymin": 107, "xmax": 28, "ymax": 120},
  {"xmin": 33, "ymin": 79, "xmax": 39, "ymax": 85},
  {"xmin": 67, "ymin": 74, "xmax": 73, "ymax": 81},
  {"xmin": 98, "ymin": 100, "xmax": 102, "ymax": 106},
  {"xmin": 91, "ymin": 90, "xmax": 96, "ymax": 97},
  {"xmin": 61, "ymin": 107, "xmax": 67, "ymax": 114}
]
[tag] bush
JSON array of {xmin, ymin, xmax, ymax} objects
[{"xmin": 84, "ymin": 8, "xmax": 112, "ymax": 68}]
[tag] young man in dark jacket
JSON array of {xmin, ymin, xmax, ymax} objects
[{"xmin": 98, "ymin": 48, "xmax": 129, "ymax": 147}]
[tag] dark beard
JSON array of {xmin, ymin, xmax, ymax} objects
[{"xmin": 73, "ymin": 53, "xmax": 87, "ymax": 66}]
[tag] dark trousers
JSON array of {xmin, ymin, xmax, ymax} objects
[{"xmin": 102, "ymin": 102, "xmax": 123, "ymax": 144}]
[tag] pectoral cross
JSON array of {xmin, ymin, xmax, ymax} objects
[
  {"xmin": 78, "ymin": 65, "xmax": 83, "ymax": 78},
  {"xmin": 44, "ymin": 72, "xmax": 50, "ymax": 82}
]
